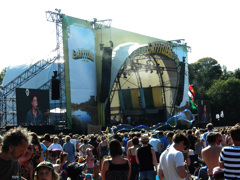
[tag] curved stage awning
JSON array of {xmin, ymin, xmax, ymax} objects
[{"xmin": 108, "ymin": 42, "xmax": 183, "ymax": 125}]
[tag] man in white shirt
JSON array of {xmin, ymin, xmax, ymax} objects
[
  {"xmin": 149, "ymin": 133, "xmax": 161, "ymax": 163},
  {"xmin": 158, "ymin": 133, "xmax": 190, "ymax": 180}
]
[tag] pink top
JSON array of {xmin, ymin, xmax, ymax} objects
[{"xmin": 86, "ymin": 155, "xmax": 95, "ymax": 168}]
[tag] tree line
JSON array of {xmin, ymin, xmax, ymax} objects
[{"xmin": 188, "ymin": 57, "xmax": 240, "ymax": 126}]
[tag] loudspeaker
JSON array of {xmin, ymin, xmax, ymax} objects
[
  {"xmin": 175, "ymin": 61, "xmax": 185, "ymax": 106},
  {"xmin": 100, "ymin": 47, "xmax": 112, "ymax": 103},
  {"xmin": 51, "ymin": 79, "xmax": 60, "ymax": 100}
]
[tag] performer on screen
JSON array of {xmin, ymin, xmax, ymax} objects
[
  {"xmin": 202, "ymin": 104, "xmax": 210, "ymax": 123},
  {"xmin": 26, "ymin": 95, "xmax": 43, "ymax": 125}
]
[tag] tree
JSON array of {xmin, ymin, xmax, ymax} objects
[
  {"xmin": 207, "ymin": 77, "xmax": 240, "ymax": 126},
  {"xmin": 234, "ymin": 68, "xmax": 240, "ymax": 79},
  {"xmin": 0, "ymin": 67, "xmax": 7, "ymax": 85},
  {"xmin": 188, "ymin": 57, "xmax": 222, "ymax": 100}
]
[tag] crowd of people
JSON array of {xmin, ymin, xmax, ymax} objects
[{"xmin": 0, "ymin": 122, "xmax": 239, "ymax": 180}]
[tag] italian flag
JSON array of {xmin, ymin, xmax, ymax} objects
[{"xmin": 189, "ymin": 85, "xmax": 196, "ymax": 109}]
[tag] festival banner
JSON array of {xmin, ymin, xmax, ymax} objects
[{"xmin": 62, "ymin": 15, "xmax": 97, "ymax": 131}]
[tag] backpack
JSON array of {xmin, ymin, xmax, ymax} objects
[{"xmin": 66, "ymin": 162, "xmax": 86, "ymax": 180}]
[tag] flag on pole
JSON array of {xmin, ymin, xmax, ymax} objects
[{"xmin": 189, "ymin": 85, "xmax": 197, "ymax": 109}]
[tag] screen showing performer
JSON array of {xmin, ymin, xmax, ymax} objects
[
  {"xmin": 16, "ymin": 88, "xmax": 49, "ymax": 126},
  {"xmin": 26, "ymin": 95, "xmax": 43, "ymax": 125},
  {"xmin": 198, "ymin": 100, "xmax": 211, "ymax": 124}
]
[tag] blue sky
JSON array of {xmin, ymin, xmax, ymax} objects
[{"xmin": 0, "ymin": 0, "xmax": 239, "ymax": 72}]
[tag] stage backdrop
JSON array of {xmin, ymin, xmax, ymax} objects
[
  {"xmin": 16, "ymin": 88, "xmax": 49, "ymax": 126},
  {"xmin": 62, "ymin": 15, "xmax": 97, "ymax": 131}
]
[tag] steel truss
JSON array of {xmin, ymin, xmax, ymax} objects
[
  {"xmin": 109, "ymin": 53, "xmax": 179, "ymax": 122},
  {"xmin": 0, "ymin": 10, "xmax": 66, "ymax": 129}
]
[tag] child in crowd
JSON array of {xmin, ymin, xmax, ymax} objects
[
  {"xmin": 34, "ymin": 161, "xmax": 59, "ymax": 180},
  {"xmin": 86, "ymin": 148, "xmax": 95, "ymax": 174},
  {"xmin": 57, "ymin": 152, "xmax": 68, "ymax": 180}
]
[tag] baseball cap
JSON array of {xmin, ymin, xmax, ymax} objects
[{"xmin": 35, "ymin": 161, "xmax": 54, "ymax": 171}]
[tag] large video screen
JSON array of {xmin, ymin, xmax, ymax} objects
[
  {"xmin": 197, "ymin": 100, "xmax": 212, "ymax": 124},
  {"xmin": 16, "ymin": 88, "xmax": 50, "ymax": 126}
]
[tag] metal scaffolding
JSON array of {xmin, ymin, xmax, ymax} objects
[{"xmin": 0, "ymin": 10, "xmax": 66, "ymax": 129}]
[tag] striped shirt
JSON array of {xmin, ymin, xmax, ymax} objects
[{"xmin": 219, "ymin": 146, "xmax": 240, "ymax": 179}]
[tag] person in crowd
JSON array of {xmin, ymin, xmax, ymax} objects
[
  {"xmin": 215, "ymin": 132, "xmax": 223, "ymax": 147},
  {"xmin": 42, "ymin": 133, "xmax": 52, "ymax": 161},
  {"xmin": 194, "ymin": 130, "xmax": 203, "ymax": 158},
  {"xmin": 26, "ymin": 95, "xmax": 43, "ymax": 125},
  {"xmin": 126, "ymin": 133, "xmax": 136, "ymax": 151},
  {"xmin": 123, "ymin": 132, "xmax": 129, "ymax": 149},
  {"xmin": 86, "ymin": 148, "xmax": 95, "ymax": 174},
  {"xmin": 158, "ymin": 133, "xmax": 190, "ymax": 180},
  {"xmin": 57, "ymin": 151, "xmax": 68, "ymax": 180},
  {"xmin": 80, "ymin": 138, "xmax": 94, "ymax": 156},
  {"xmin": 219, "ymin": 124, "xmax": 240, "ymax": 179},
  {"xmin": 20, "ymin": 144, "xmax": 34, "ymax": 180},
  {"xmin": 136, "ymin": 134, "xmax": 158, "ymax": 180},
  {"xmin": 201, "ymin": 123, "xmax": 214, "ymax": 148},
  {"xmin": 89, "ymin": 134, "xmax": 99, "ymax": 159},
  {"xmin": 201, "ymin": 132, "xmax": 222, "ymax": 180},
  {"xmin": 58, "ymin": 132, "xmax": 65, "ymax": 147},
  {"xmin": 48, "ymin": 136, "xmax": 63, "ymax": 163},
  {"xmin": 166, "ymin": 131, "xmax": 174, "ymax": 148},
  {"xmin": 34, "ymin": 161, "xmax": 59, "ymax": 180},
  {"xmin": 98, "ymin": 135, "xmax": 108, "ymax": 162},
  {"xmin": 0, "ymin": 126, "xmax": 31, "ymax": 179},
  {"xmin": 101, "ymin": 139, "xmax": 131, "ymax": 180},
  {"xmin": 149, "ymin": 132, "xmax": 161, "ymax": 163},
  {"xmin": 187, "ymin": 130, "xmax": 197, "ymax": 152},
  {"xmin": 63, "ymin": 135, "xmax": 75, "ymax": 162},
  {"xmin": 30, "ymin": 132, "xmax": 44, "ymax": 168},
  {"xmin": 70, "ymin": 134, "xmax": 79, "ymax": 157},
  {"xmin": 48, "ymin": 137, "xmax": 63, "ymax": 151},
  {"xmin": 212, "ymin": 167, "xmax": 224, "ymax": 180},
  {"xmin": 127, "ymin": 136, "xmax": 140, "ymax": 180},
  {"xmin": 158, "ymin": 131, "xmax": 169, "ymax": 152}
]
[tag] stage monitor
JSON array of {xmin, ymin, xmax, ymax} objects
[{"xmin": 16, "ymin": 88, "xmax": 50, "ymax": 126}]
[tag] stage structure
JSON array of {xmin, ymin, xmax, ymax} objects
[
  {"xmin": 0, "ymin": 10, "xmax": 66, "ymax": 129},
  {"xmin": 1, "ymin": 10, "xmax": 191, "ymax": 133}
]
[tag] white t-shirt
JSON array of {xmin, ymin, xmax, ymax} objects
[
  {"xmin": 48, "ymin": 143, "xmax": 63, "ymax": 151},
  {"xmin": 149, "ymin": 138, "xmax": 161, "ymax": 152},
  {"xmin": 159, "ymin": 144, "xmax": 185, "ymax": 180}
]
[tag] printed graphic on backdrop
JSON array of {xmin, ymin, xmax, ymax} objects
[
  {"xmin": 63, "ymin": 15, "xmax": 97, "ymax": 131},
  {"xmin": 16, "ymin": 88, "xmax": 50, "ymax": 126}
]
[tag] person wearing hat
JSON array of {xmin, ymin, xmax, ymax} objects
[
  {"xmin": 34, "ymin": 161, "xmax": 59, "ymax": 180},
  {"xmin": 136, "ymin": 134, "xmax": 158, "ymax": 180}
]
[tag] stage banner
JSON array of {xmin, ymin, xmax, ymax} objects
[
  {"xmin": 131, "ymin": 89, "xmax": 141, "ymax": 109},
  {"xmin": 62, "ymin": 15, "xmax": 97, "ymax": 132},
  {"xmin": 152, "ymin": 87, "xmax": 163, "ymax": 108},
  {"xmin": 122, "ymin": 89, "xmax": 132, "ymax": 110},
  {"xmin": 143, "ymin": 87, "xmax": 154, "ymax": 108}
]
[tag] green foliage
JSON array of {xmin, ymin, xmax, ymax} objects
[
  {"xmin": 0, "ymin": 67, "xmax": 7, "ymax": 84},
  {"xmin": 207, "ymin": 78, "xmax": 240, "ymax": 125},
  {"xmin": 188, "ymin": 57, "xmax": 222, "ymax": 100},
  {"xmin": 234, "ymin": 68, "xmax": 240, "ymax": 79}
]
